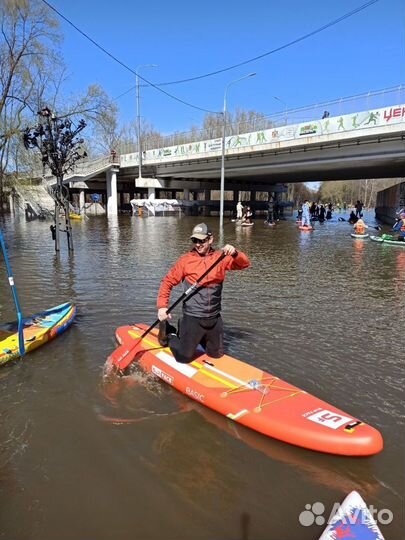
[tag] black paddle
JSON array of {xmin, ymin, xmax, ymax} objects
[
  {"xmin": 106, "ymin": 251, "xmax": 227, "ymax": 374},
  {"xmin": 338, "ymin": 217, "xmax": 381, "ymax": 231}
]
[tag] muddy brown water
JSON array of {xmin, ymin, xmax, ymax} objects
[{"xmin": 0, "ymin": 212, "xmax": 404, "ymax": 540}]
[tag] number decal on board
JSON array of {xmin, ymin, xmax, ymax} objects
[{"xmin": 305, "ymin": 409, "xmax": 353, "ymax": 430}]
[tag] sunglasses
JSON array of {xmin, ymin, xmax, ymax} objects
[{"xmin": 191, "ymin": 237, "xmax": 209, "ymax": 244}]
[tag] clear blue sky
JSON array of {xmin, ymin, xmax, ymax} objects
[{"xmin": 48, "ymin": 0, "xmax": 404, "ymax": 135}]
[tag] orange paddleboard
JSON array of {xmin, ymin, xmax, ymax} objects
[{"xmin": 114, "ymin": 325, "xmax": 383, "ymax": 456}]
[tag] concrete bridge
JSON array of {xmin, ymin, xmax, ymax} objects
[{"xmin": 48, "ymin": 101, "xmax": 405, "ymax": 215}]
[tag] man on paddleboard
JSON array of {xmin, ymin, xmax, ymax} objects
[{"xmin": 156, "ymin": 223, "xmax": 250, "ymax": 363}]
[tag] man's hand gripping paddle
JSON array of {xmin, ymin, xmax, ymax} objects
[{"xmin": 105, "ymin": 251, "xmax": 226, "ymax": 376}]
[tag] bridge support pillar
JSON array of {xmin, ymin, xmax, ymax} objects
[
  {"xmin": 106, "ymin": 168, "xmax": 118, "ymax": 216},
  {"xmin": 79, "ymin": 190, "xmax": 85, "ymax": 214},
  {"xmin": 8, "ymin": 192, "xmax": 14, "ymax": 214},
  {"xmin": 148, "ymin": 187, "xmax": 155, "ymax": 198},
  {"xmin": 183, "ymin": 188, "xmax": 190, "ymax": 200},
  {"xmin": 203, "ymin": 189, "xmax": 210, "ymax": 216}
]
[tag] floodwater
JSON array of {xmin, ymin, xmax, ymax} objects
[{"xmin": 0, "ymin": 211, "xmax": 404, "ymax": 540}]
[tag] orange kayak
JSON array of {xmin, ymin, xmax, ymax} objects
[{"xmin": 114, "ymin": 324, "xmax": 383, "ymax": 456}]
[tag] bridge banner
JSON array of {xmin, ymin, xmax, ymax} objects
[{"xmin": 118, "ymin": 104, "xmax": 405, "ymax": 167}]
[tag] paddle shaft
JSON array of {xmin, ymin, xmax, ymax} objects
[
  {"xmin": 339, "ymin": 217, "xmax": 381, "ymax": 230},
  {"xmin": 116, "ymin": 251, "xmax": 227, "ymax": 369},
  {"xmin": 0, "ymin": 230, "xmax": 25, "ymax": 356}
]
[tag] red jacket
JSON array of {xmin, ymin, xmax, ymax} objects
[{"xmin": 157, "ymin": 248, "xmax": 250, "ymax": 317}]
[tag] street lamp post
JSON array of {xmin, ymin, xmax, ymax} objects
[
  {"xmin": 136, "ymin": 64, "xmax": 157, "ymax": 183},
  {"xmin": 219, "ymin": 73, "xmax": 256, "ymax": 230},
  {"xmin": 273, "ymin": 96, "xmax": 287, "ymax": 125}
]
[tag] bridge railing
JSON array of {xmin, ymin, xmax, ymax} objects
[
  {"xmin": 41, "ymin": 154, "xmax": 113, "ymax": 184},
  {"xmin": 64, "ymin": 155, "xmax": 113, "ymax": 178}
]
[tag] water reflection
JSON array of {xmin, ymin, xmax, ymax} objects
[
  {"xmin": 351, "ymin": 238, "xmax": 366, "ymax": 275},
  {"xmin": 106, "ymin": 214, "xmax": 120, "ymax": 258},
  {"xmin": 100, "ymin": 374, "xmax": 380, "ymax": 498},
  {"xmin": 394, "ymin": 251, "xmax": 405, "ymax": 301}
]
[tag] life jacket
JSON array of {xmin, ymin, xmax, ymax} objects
[
  {"xmin": 400, "ymin": 219, "xmax": 405, "ymax": 233},
  {"xmin": 355, "ymin": 223, "xmax": 365, "ymax": 234}
]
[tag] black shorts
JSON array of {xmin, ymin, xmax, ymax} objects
[{"xmin": 168, "ymin": 314, "xmax": 223, "ymax": 364}]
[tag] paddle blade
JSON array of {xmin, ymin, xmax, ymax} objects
[{"xmin": 104, "ymin": 341, "xmax": 144, "ymax": 377}]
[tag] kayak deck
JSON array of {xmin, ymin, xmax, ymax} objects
[
  {"xmin": 115, "ymin": 324, "xmax": 383, "ymax": 456},
  {"xmin": 0, "ymin": 302, "xmax": 76, "ymax": 365}
]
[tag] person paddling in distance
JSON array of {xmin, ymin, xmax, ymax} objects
[
  {"xmin": 348, "ymin": 210, "xmax": 358, "ymax": 224},
  {"xmin": 353, "ymin": 217, "xmax": 368, "ymax": 235},
  {"xmin": 157, "ymin": 223, "xmax": 250, "ymax": 364},
  {"xmin": 243, "ymin": 206, "xmax": 253, "ymax": 224},
  {"xmin": 392, "ymin": 211, "xmax": 405, "ymax": 241}
]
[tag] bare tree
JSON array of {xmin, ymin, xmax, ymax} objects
[
  {"xmin": 318, "ymin": 178, "xmax": 404, "ymax": 208},
  {"xmin": 59, "ymin": 84, "xmax": 121, "ymax": 158},
  {"xmin": 0, "ymin": 0, "xmax": 61, "ymax": 198}
]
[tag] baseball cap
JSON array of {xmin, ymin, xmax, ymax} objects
[{"xmin": 190, "ymin": 223, "xmax": 212, "ymax": 240}]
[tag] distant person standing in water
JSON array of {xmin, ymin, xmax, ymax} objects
[
  {"xmin": 236, "ymin": 201, "xmax": 243, "ymax": 220},
  {"xmin": 319, "ymin": 204, "xmax": 326, "ymax": 222},
  {"xmin": 301, "ymin": 200, "xmax": 311, "ymax": 227},
  {"xmin": 266, "ymin": 196, "xmax": 274, "ymax": 224},
  {"xmin": 355, "ymin": 200, "xmax": 364, "ymax": 218}
]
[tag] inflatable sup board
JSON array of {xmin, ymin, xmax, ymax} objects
[
  {"xmin": 319, "ymin": 490, "xmax": 385, "ymax": 539},
  {"xmin": 351, "ymin": 233, "xmax": 369, "ymax": 239},
  {"xmin": 113, "ymin": 325, "xmax": 383, "ymax": 456},
  {"xmin": 370, "ymin": 235, "xmax": 405, "ymax": 247},
  {"xmin": 0, "ymin": 302, "xmax": 76, "ymax": 366}
]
